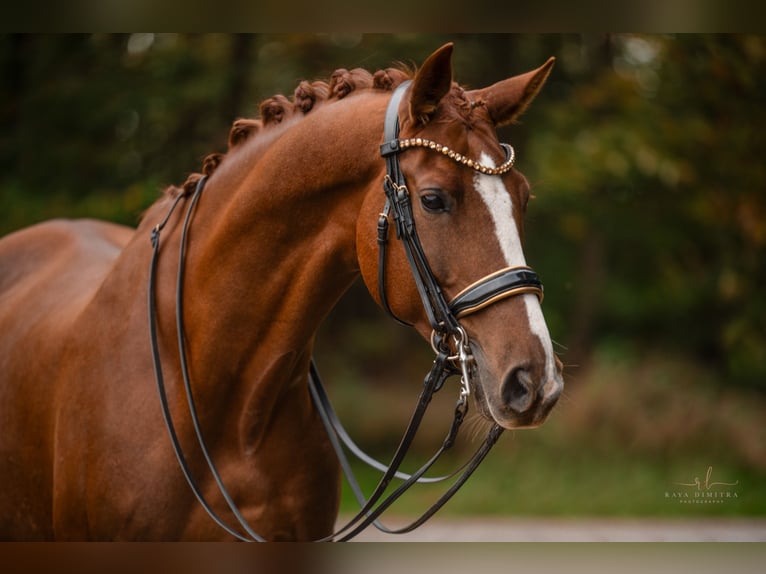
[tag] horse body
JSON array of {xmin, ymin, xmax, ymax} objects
[
  {"xmin": 0, "ymin": 219, "xmax": 133, "ymax": 537},
  {"xmin": 0, "ymin": 44, "xmax": 563, "ymax": 540}
]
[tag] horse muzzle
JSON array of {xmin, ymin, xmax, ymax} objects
[{"xmin": 467, "ymin": 336, "xmax": 564, "ymax": 430}]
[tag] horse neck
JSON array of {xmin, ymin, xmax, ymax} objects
[{"xmin": 175, "ymin": 93, "xmax": 387, "ymax": 413}]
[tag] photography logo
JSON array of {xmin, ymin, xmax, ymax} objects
[{"xmin": 665, "ymin": 465, "xmax": 740, "ymax": 505}]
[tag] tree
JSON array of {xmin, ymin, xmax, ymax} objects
[{"xmin": 525, "ymin": 34, "xmax": 766, "ymax": 389}]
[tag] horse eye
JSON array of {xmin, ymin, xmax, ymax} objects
[{"xmin": 420, "ymin": 193, "xmax": 447, "ymax": 213}]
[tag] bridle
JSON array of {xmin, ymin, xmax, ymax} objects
[
  {"xmin": 377, "ymin": 80, "xmax": 544, "ymax": 393},
  {"xmin": 146, "ymin": 81, "xmax": 544, "ymax": 541}
]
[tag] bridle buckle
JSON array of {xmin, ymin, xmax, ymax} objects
[{"xmin": 430, "ymin": 326, "xmax": 473, "ymax": 399}]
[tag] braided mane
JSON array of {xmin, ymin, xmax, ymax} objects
[
  {"xmin": 170, "ymin": 66, "xmax": 413, "ymax": 197},
  {"xmin": 167, "ymin": 60, "xmax": 488, "ymax": 199}
]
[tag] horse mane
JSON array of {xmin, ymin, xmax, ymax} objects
[{"xmin": 167, "ymin": 61, "xmax": 481, "ymax": 198}]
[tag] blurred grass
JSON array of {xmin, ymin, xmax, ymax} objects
[
  {"xmin": 320, "ymin": 328, "xmax": 766, "ymax": 518},
  {"xmin": 338, "ymin": 450, "xmax": 764, "ymax": 518}
]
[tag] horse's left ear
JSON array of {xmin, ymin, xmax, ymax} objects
[
  {"xmin": 409, "ymin": 43, "xmax": 454, "ymax": 126},
  {"xmin": 468, "ymin": 57, "xmax": 556, "ymax": 127}
]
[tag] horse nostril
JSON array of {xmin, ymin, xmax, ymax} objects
[{"xmin": 501, "ymin": 366, "xmax": 535, "ymax": 413}]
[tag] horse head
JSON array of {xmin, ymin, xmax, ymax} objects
[{"xmin": 358, "ymin": 43, "xmax": 563, "ymax": 430}]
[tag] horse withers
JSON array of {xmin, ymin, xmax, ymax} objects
[{"xmin": 0, "ymin": 43, "xmax": 562, "ymax": 540}]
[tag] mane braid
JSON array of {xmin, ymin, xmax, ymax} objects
[{"xmin": 166, "ymin": 64, "xmax": 415, "ymax": 198}]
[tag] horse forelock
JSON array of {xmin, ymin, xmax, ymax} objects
[{"xmin": 441, "ymin": 84, "xmax": 485, "ymax": 128}]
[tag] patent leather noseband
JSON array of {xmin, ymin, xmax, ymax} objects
[{"xmin": 450, "ymin": 266, "xmax": 543, "ymax": 318}]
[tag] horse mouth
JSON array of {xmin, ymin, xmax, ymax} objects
[{"xmin": 469, "ymin": 366, "xmax": 563, "ymax": 430}]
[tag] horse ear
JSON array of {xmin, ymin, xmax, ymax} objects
[
  {"xmin": 468, "ymin": 57, "xmax": 555, "ymax": 127},
  {"xmin": 408, "ymin": 43, "xmax": 454, "ymax": 126}
]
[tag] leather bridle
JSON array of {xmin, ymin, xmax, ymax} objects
[
  {"xmin": 377, "ymin": 80, "xmax": 544, "ymax": 390},
  {"xmin": 146, "ymin": 82, "xmax": 544, "ymax": 541}
]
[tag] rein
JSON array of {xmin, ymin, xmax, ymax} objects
[
  {"xmin": 149, "ymin": 177, "xmax": 265, "ymax": 542},
  {"xmin": 146, "ymin": 83, "xmax": 542, "ymax": 541}
]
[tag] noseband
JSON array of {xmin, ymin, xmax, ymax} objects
[{"xmin": 377, "ymin": 81, "xmax": 544, "ymax": 375}]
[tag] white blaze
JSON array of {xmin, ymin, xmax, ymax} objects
[{"xmin": 473, "ymin": 153, "xmax": 557, "ymax": 383}]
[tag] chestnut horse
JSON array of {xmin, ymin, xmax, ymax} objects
[{"xmin": 0, "ymin": 44, "xmax": 562, "ymax": 540}]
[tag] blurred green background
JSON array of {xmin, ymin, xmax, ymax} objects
[{"xmin": 1, "ymin": 34, "xmax": 764, "ymax": 518}]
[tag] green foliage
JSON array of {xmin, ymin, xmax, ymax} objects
[{"xmin": 525, "ymin": 34, "xmax": 766, "ymax": 390}]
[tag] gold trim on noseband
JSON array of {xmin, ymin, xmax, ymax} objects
[
  {"xmin": 449, "ymin": 266, "xmax": 544, "ymax": 319},
  {"xmin": 452, "ymin": 286, "xmax": 544, "ymax": 319},
  {"xmin": 397, "ymin": 138, "xmax": 516, "ymax": 175}
]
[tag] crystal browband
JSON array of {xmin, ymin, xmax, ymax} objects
[{"xmin": 396, "ymin": 137, "xmax": 516, "ymax": 175}]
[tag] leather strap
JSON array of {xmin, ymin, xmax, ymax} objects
[
  {"xmin": 379, "ymin": 81, "xmax": 460, "ymax": 336},
  {"xmin": 450, "ymin": 266, "xmax": 543, "ymax": 318},
  {"xmin": 149, "ymin": 176, "xmax": 266, "ymax": 542},
  {"xmin": 377, "ymin": 81, "xmax": 414, "ymax": 326}
]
